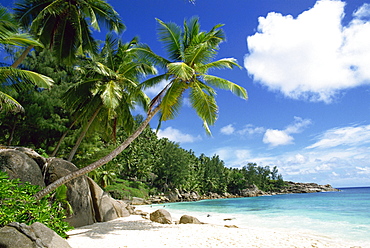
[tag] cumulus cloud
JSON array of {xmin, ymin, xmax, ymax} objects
[
  {"xmin": 220, "ymin": 124, "xmax": 235, "ymax": 135},
  {"xmin": 156, "ymin": 127, "xmax": 201, "ymax": 143},
  {"xmin": 220, "ymin": 124, "xmax": 265, "ymax": 136},
  {"xmin": 238, "ymin": 124, "xmax": 266, "ymax": 136},
  {"xmin": 244, "ymin": 0, "xmax": 370, "ymax": 103},
  {"xmin": 263, "ymin": 117, "xmax": 312, "ymax": 147},
  {"xmin": 306, "ymin": 124, "xmax": 370, "ymax": 149},
  {"xmin": 215, "ymin": 124, "xmax": 370, "ymax": 186},
  {"xmin": 263, "ymin": 129, "xmax": 294, "ymax": 146}
]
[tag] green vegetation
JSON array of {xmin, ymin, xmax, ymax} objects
[
  {"xmin": 0, "ymin": 0, "xmax": 284, "ymax": 236},
  {"xmin": 0, "ymin": 172, "xmax": 72, "ymax": 237}
]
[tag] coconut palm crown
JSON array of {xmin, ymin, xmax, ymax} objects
[
  {"xmin": 137, "ymin": 17, "xmax": 248, "ymax": 134},
  {"xmin": 13, "ymin": 0, "xmax": 125, "ymax": 64}
]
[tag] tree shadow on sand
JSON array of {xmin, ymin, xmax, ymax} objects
[{"xmin": 67, "ymin": 217, "xmax": 175, "ymax": 240}]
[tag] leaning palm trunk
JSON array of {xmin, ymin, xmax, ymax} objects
[
  {"xmin": 67, "ymin": 106, "xmax": 102, "ymax": 161},
  {"xmin": 33, "ymin": 106, "xmax": 160, "ymax": 200},
  {"xmin": 11, "ymin": 45, "xmax": 34, "ymax": 68}
]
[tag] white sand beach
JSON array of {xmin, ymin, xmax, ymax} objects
[{"xmin": 66, "ymin": 206, "xmax": 364, "ymax": 248}]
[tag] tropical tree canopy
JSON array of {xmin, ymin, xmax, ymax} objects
[
  {"xmin": 33, "ymin": 17, "xmax": 248, "ymax": 200},
  {"xmin": 14, "ymin": 0, "xmax": 125, "ymax": 64},
  {"xmin": 63, "ymin": 35, "xmax": 157, "ymax": 161}
]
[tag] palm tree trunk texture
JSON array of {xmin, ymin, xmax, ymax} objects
[
  {"xmin": 34, "ymin": 106, "xmax": 160, "ymax": 200},
  {"xmin": 11, "ymin": 45, "xmax": 34, "ymax": 68},
  {"xmin": 67, "ymin": 106, "xmax": 102, "ymax": 161}
]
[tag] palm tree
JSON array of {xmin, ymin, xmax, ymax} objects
[
  {"xmin": 12, "ymin": 0, "xmax": 125, "ymax": 66},
  {"xmin": 34, "ymin": 17, "xmax": 248, "ymax": 200},
  {"xmin": 0, "ymin": 5, "xmax": 53, "ymax": 113},
  {"xmin": 59, "ymin": 35, "xmax": 156, "ymax": 161}
]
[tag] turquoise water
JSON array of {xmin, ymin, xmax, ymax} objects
[{"xmin": 160, "ymin": 187, "xmax": 370, "ymax": 246}]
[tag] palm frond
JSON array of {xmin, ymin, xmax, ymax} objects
[
  {"xmin": 80, "ymin": 18, "xmax": 99, "ymax": 56},
  {"xmin": 87, "ymin": 0, "xmax": 125, "ymax": 33},
  {"xmin": 199, "ymin": 58, "xmax": 241, "ymax": 73},
  {"xmin": 203, "ymin": 74, "xmax": 248, "ymax": 100},
  {"xmin": 156, "ymin": 18, "xmax": 183, "ymax": 61},
  {"xmin": 0, "ymin": 33, "xmax": 42, "ymax": 47},
  {"xmin": 205, "ymin": 23, "xmax": 225, "ymax": 48},
  {"xmin": 0, "ymin": 67, "xmax": 53, "ymax": 89},
  {"xmin": 159, "ymin": 79, "xmax": 185, "ymax": 121},
  {"xmin": 185, "ymin": 42, "xmax": 215, "ymax": 66},
  {"xmin": 0, "ymin": 90, "xmax": 24, "ymax": 113},
  {"xmin": 167, "ymin": 62, "xmax": 194, "ymax": 81},
  {"xmin": 183, "ymin": 17, "xmax": 200, "ymax": 49},
  {"xmin": 0, "ymin": 5, "xmax": 18, "ymax": 33},
  {"xmin": 189, "ymin": 80, "xmax": 218, "ymax": 135},
  {"xmin": 139, "ymin": 74, "xmax": 168, "ymax": 90},
  {"xmin": 100, "ymin": 80, "xmax": 122, "ymax": 110},
  {"xmin": 133, "ymin": 44, "xmax": 170, "ymax": 69},
  {"xmin": 51, "ymin": 7, "xmax": 82, "ymax": 64}
]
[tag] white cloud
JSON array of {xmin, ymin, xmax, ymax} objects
[
  {"xmin": 144, "ymin": 80, "xmax": 170, "ymax": 98},
  {"xmin": 332, "ymin": 171, "xmax": 340, "ymax": 176},
  {"xmin": 353, "ymin": 3, "xmax": 370, "ymax": 20},
  {"xmin": 263, "ymin": 117, "xmax": 311, "ymax": 147},
  {"xmin": 356, "ymin": 166, "xmax": 370, "ymax": 174},
  {"xmin": 307, "ymin": 124, "xmax": 370, "ymax": 149},
  {"xmin": 213, "ymin": 147, "xmax": 253, "ymax": 165},
  {"xmin": 220, "ymin": 123, "xmax": 265, "ymax": 136},
  {"xmin": 238, "ymin": 124, "xmax": 265, "ymax": 135},
  {"xmin": 156, "ymin": 127, "xmax": 201, "ymax": 143},
  {"xmin": 215, "ymin": 125, "xmax": 370, "ymax": 186},
  {"xmin": 244, "ymin": 0, "xmax": 370, "ymax": 103},
  {"xmin": 263, "ymin": 129, "xmax": 294, "ymax": 146},
  {"xmin": 285, "ymin": 117, "xmax": 313, "ymax": 134},
  {"xmin": 220, "ymin": 124, "xmax": 235, "ymax": 135}
]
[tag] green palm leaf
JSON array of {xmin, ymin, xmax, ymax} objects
[
  {"xmin": 203, "ymin": 74, "xmax": 248, "ymax": 100},
  {"xmin": 167, "ymin": 62, "xmax": 195, "ymax": 81},
  {"xmin": 159, "ymin": 80, "xmax": 185, "ymax": 121},
  {"xmin": 0, "ymin": 91, "xmax": 23, "ymax": 113},
  {"xmin": 0, "ymin": 33, "xmax": 42, "ymax": 47},
  {"xmin": 189, "ymin": 81, "xmax": 218, "ymax": 135},
  {"xmin": 100, "ymin": 80, "xmax": 122, "ymax": 110},
  {"xmin": 134, "ymin": 44, "xmax": 170, "ymax": 69},
  {"xmin": 200, "ymin": 58, "xmax": 241, "ymax": 71},
  {"xmin": 0, "ymin": 67, "xmax": 53, "ymax": 89},
  {"xmin": 156, "ymin": 18, "xmax": 183, "ymax": 61}
]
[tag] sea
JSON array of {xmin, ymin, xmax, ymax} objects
[{"xmin": 150, "ymin": 187, "xmax": 370, "ymax": 247}]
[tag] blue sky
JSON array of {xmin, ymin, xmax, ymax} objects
[{"xmin": 3, "ymin": 0, "xmax": 370, "ymax": 187}]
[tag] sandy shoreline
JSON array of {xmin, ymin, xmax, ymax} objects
[{"xmin": 66, "ymin": 206, "xmax": 365, "ymax": 248}]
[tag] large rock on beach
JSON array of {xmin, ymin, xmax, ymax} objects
[
  {"xmin": 179, "ymin": 215, "xmax": 202, "ymax": 224},
  {"xmin": 0, "ymin": 222, "xmax": 72, "ymax": 248},
  {"xmin": 0, "ymin": 149, "xmax": 45, "ymax": 187},
  {"xmin": 45, "ymin": 158, "xmax": 96, "ymax": 227},
  {"xmin": 150, "ymin": 209, "xmax": 172, "ymax": 224}
]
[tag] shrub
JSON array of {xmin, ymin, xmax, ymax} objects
[{"xmin": 0, "ymin": 171, "xmax": 72, "ymax": 238}]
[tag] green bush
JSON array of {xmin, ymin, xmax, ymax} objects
[
  {"xmin": 0, "ymin": 171, "xmax": 72, "ymax": 238},
  {"xmin": 105, "ymin": 179, "xmax": 151, "ymax": 199}
]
